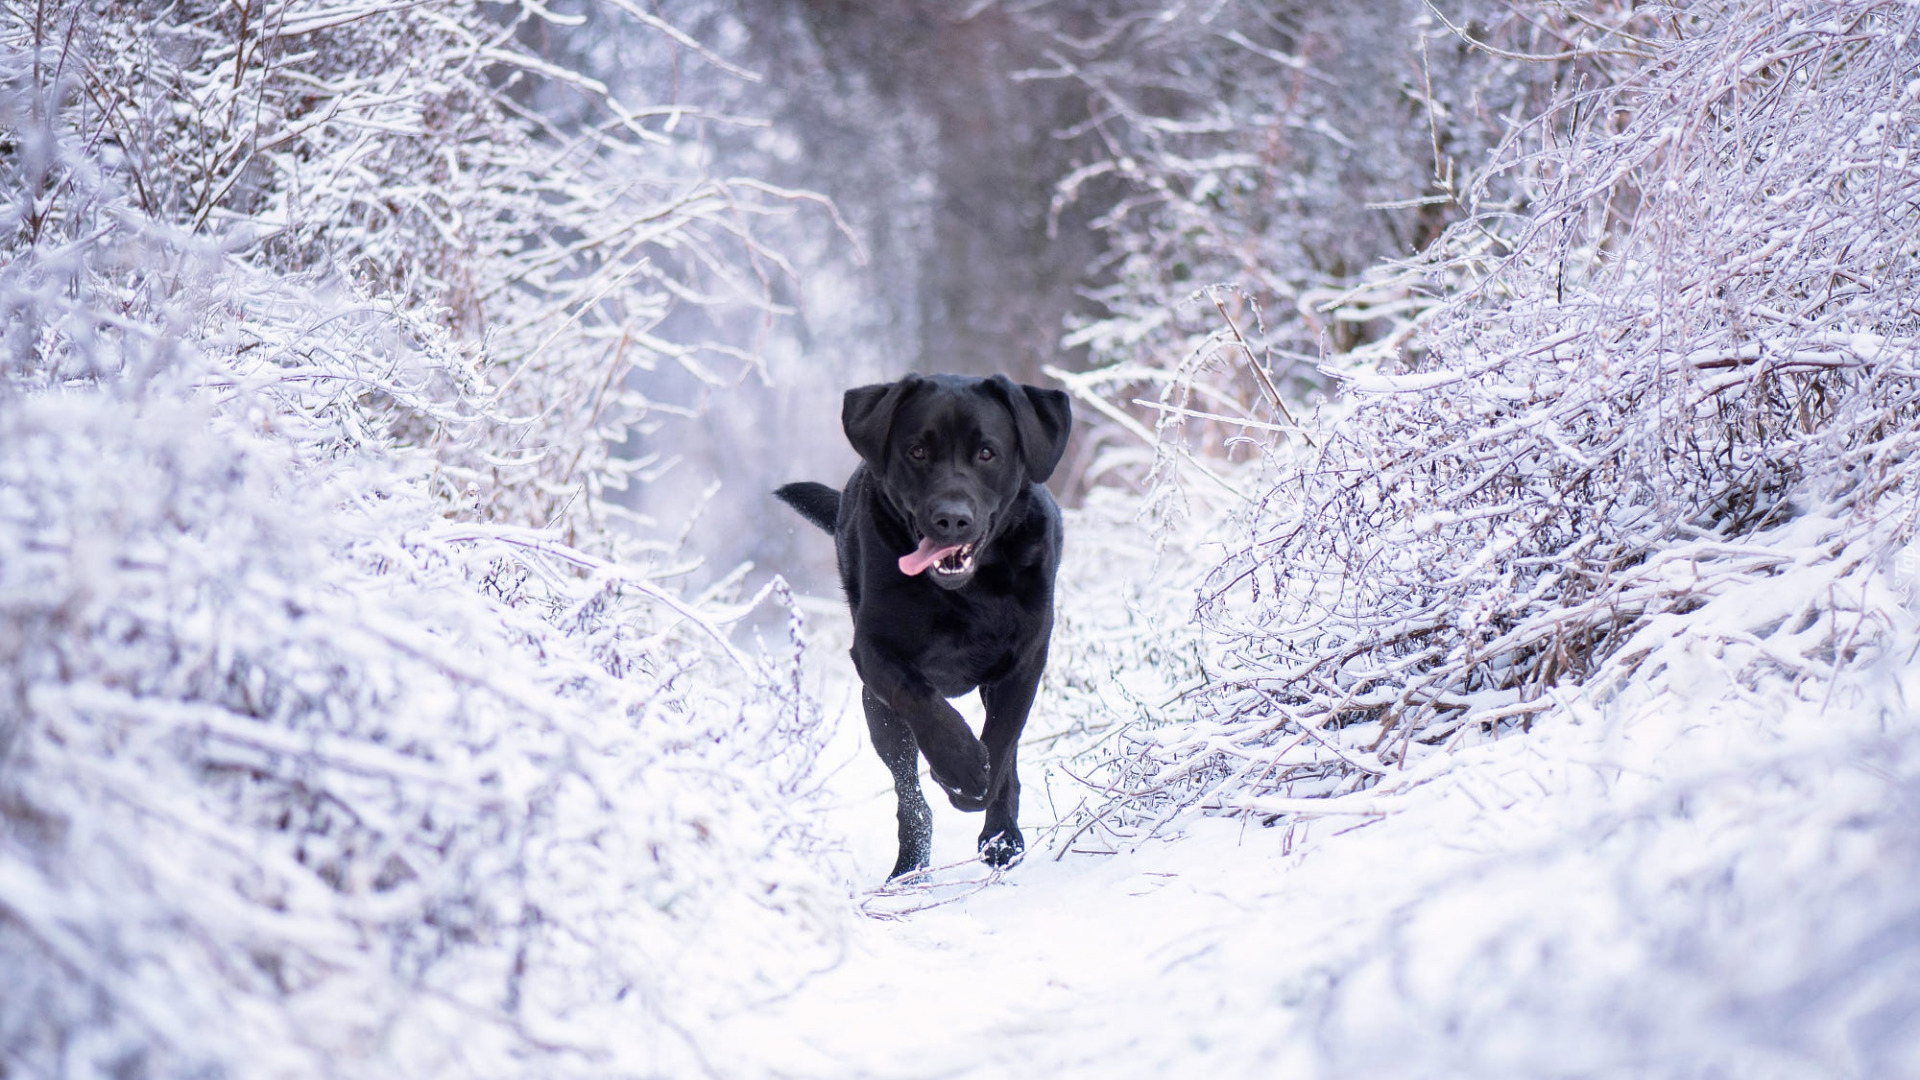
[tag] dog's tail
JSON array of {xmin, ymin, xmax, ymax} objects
[{"xmin": 775, "ymin": 482, "xmax": 839, "ymax": 533}]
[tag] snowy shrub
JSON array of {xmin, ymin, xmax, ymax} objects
[
  {"xmin": 1, "ymin": 3, "xmax": 836, "ymax": 1076},
  {"xmin": 24, "ymin": 0, "xmax": 800, "ymax": 536},
  {"xmin": 1032, "ymin": 536, "xmax": 1920, "ymax": 1078},
  {"xmin": 1078, "ymin": 0, "xmax": 1920, "ymax": 825},
  {"xmin": 1289, "ymin": 532, "xmax": 1920, "ymax": 1078},
  {"xmin": 0, "ymin": 381, "xmax": 835, "ymax": 1077},
  {"xmin": 1025, "ymin": 1, "xmax": 1645, "ymax": 414}
]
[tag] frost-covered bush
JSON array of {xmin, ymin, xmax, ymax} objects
[
  {"xmin": 19, "ymin": 0, "xmax": 799, "ymax": 536},
  {"xmin": 1026, "ymin": 0, "xmax": 1645, "ymax": 417},
  {"xmin": 1087, "ymin": 0, "xmax": 1920, "ymax": 821},
  {"xmin": 1, "ymin": 3, "xmax": 836, "ymax": 1076},
  {"xmin": 1287, "ymin": 532, "xmax": 1920, "ymax": 1078},
  {"xmin": 0, "ymin": 380, "xmax": 834, "ymax": 1077}
]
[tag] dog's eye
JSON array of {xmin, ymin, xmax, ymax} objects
[
  {"xmin": 908, "ymin": 444, "xmax": 928, "ymax": 462},
  {"xmin": 977, "ymin": 446, "xmax": 995, "ymax": 463}
]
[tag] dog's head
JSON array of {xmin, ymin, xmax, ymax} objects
[{"xmin": 843, "ymin": 373, "xmax": 1072, "ymax": 590}]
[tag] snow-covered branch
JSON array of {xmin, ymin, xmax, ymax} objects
[
  {"xmin": 1, "ymin": 3, "xmax": 837, "ymax": 1075},
  {"xmin": 1067, "ymin": 0, "xmax": 1920, "ymax": 835}
]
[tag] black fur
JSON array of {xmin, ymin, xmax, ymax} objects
[
  {"xmin": 776, "ymin": 374, "xmax": 1071, "ymax": 878},
  {"xmin": 774, "ymin": 481, "xmax": 839, "ymax": 533}
]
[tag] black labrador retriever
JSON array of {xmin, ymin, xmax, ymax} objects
[{"xmin": 776, "ymin": 374, "xmax": 1071, "ymax": 878}]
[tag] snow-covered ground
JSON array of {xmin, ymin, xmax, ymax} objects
[{"xmin": 719, "ymin": 506, "xmax": 1920, "ymax": 1080}]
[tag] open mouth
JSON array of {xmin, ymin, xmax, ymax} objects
[
  {"xmin": 931, "ymin": 543, "xmax": 976, "ymax": 577},
  {"xmin": 898, "ymin": 537, "xmax": 979, "ymax": 578}
]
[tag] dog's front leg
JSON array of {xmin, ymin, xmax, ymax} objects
[
  {"xmin": 861, "ymin": 688, "xmax": 932, "ymax": 878},
  {"xmin": 977, "ymin": 654, "xmax": 1044, "ymax": 867},
  {"xmin": 851, "ymin": 637, "xmax": 989, "ymax": 808}
]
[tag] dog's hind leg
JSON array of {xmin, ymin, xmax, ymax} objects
[{"xmin": 863, "ymin": 687, "xmax": 932, "ymax": 879}]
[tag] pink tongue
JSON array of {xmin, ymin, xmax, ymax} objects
[{"xmin": 898, "ymin": 537, "xmax": 963, "ymax": 577}]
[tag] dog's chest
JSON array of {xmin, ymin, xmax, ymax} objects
[{"xmin": 909, "ymin": 588, "xmax": 1035, "ymax": 696}]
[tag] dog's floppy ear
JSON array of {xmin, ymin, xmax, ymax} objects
[
  {"xmin": 843, "ymin": 375, "xmax": 922, "ymax": 469},
  {"xmin": 987, "ymin": 375, "xmax": 1073, "ymax": 484}
]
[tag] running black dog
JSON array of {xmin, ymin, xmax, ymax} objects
[{"xmin": 777, "ymin": 374, "xmax": 1071, "ymax": 878}]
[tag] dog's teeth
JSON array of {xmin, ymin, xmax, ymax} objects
[{"xmin": 932, "ymin": 544, "xmax": 976, "ymax": 576}]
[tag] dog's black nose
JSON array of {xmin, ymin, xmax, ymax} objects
[{"xmin": 927, "ymin": 499, "xmax": 973, "ymax": 542}]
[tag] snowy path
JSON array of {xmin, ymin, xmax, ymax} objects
[
  {"xmin": 719, "ymin": 566, "xmax": 1920, "ymax": 1079},
  {"xmin": 737, "ymin": 823, "xmax": 1300, "ymax": 1078},
  {"xmin": 727, "ymin": 625, "xmax": 1406, "ymax": 1079},
  {"xmin": 728, "ymin": 665, "xmax": 1560, "ymax": 1080},
  {"xmin": 728, "ymin": 676, "xmax": 1311, "ymax": 1079}
]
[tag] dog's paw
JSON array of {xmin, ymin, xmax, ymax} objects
[
  {"xmin": 977, "ymin": 827, "xmax": 1025, "ymax": 869},
  {"xmin": 927, "ymin": 740, "xmax": 990, "ymax": 809},
  {"xmin": 937, "ymin": 781, "xmax": 990, "ymax": 812},
  {"xmin": 887, "ymin": 849, "xmax": 932, "ymax": 881}
]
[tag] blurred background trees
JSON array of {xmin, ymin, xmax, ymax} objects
[{"xmin": 517, "ymin": 0, "xmax": 1602, "ymax": 588}]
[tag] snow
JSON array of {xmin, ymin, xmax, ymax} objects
[
  {"xmin": 718, "ymin": 527, "xmax": 1920, "ymax": 1078},
  {"xmin": 9, "ymin": 1, "xmax": 1920, "ymax": 1077}
]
